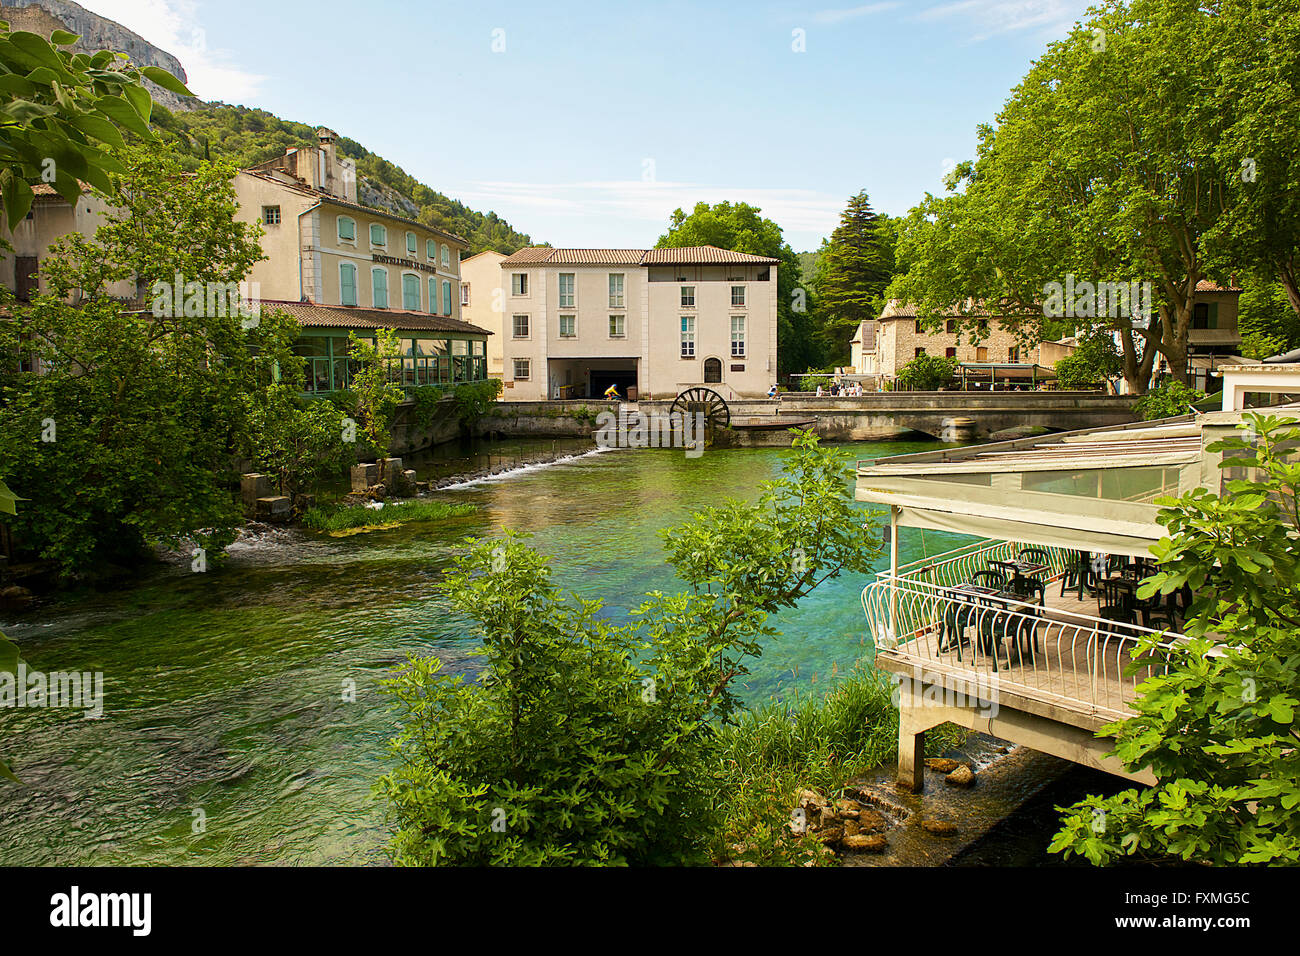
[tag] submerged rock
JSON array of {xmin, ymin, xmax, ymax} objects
[
  {"xmin": 842, "ymin": 833, "xmax": 888, "ymax": 853},
  {"xmin": 944, "ymin": 764, "xmax": 976, "ymax": 788},
  {"xmin": 925, "ymin": 757, "xmax": 961, "ymax": 774},
  {"xmin": 921, "ymin": 819, "xmax": 960, "ymax": 836}
]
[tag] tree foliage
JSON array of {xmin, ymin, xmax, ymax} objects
[
  {"xmin": 895, "ymin": 353, "xmax": 958, "ymax": 391},
  {"xmin": 0, "ymin": 21, "xmax": 190, "ymax": 229},
  {"xmin": 1051, "ymin": 414, "xmax": 1300, "ymax": 865},
  {"xmin": 815, "ymin": 191, "xmax": 896, "ymax": 362},
  {"xmin": 376, "ymin": 432, "xmax": 882, "ymax": 865},
  {"xmin": 1054, "ymin": 331, "xmax": 1122, "ymax": 390},
  {"xmin": 0, "ymin": 142, "xmax": 297, "ymax": 575},
  {"xmin": 345, "ymin": 328, "xmax": 404, "ymax": 454}
]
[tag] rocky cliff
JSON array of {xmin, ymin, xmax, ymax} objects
[{"xmin": 1, "ymin": 0, "xmax": 192, "ymax": 111}]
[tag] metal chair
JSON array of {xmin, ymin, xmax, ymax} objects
[
  {"xmin": 1017, "ymin": 547, "xmax": 1050, "ymax": 567},
  {"xmin": 943, "ymin": 571, "xmax": 1008, "ymax": 658},
  {"xmin": 1098, "ymin": 578, "xmax": 1136, "ymax": 626}
]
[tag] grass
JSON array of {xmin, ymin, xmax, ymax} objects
[
  {"xmin": 708, "ymin": 663, "xmax": 968, "ymax": 866},
  {"xmin": 301, "ymin": 499, "xmax": 476, "ymax": 535}
]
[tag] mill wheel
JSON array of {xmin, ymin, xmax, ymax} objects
[{"xmin": 671, "ymin": 387, "xmax": 730, "ymax": 430}]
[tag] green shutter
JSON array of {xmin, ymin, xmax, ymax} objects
[
  {"xmin": 372, "ymin": 269, "xmax": 387, "ymax": 308},
  {"xmin": 1209, "ymin": 303, "xmax": 1219, "ymax": 329},
  {"xmin": 341, "ymin": 263, "xmax": 357, "ymax": 306},
  {"xmin": 428, "ymin": 277, "xmax": 437, "ymax": 313},
  {"xmin": 443, "ymin": 280, "xmax": 452, "ymax": 315},
  {"xmin": 403, "ymin": 273, "xmax": 420, "ymax": 310}
]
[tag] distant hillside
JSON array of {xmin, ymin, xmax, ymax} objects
[{"xmin": 153, "ymin": 103, "xmax": 535, "ymax": 255}]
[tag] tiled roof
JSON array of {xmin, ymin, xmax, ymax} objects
[
  {"xmin": 264, "ymin": 300, "xmax": 491, "ymax": 335},
  {"xmin": 498, "ymin": 245, "xmax": 779, "ymax": 267},
  {"xmin": 879, "ymin": 299, "xmax": 1004, "ymax": 319},
  {"xmin": 640, "ymin": 246, "xmax": 779, "ymax": 265},
  {"xmin": 30, "ymin": 182, "xmax": 91, "ymax": 198},
  {"xmin": 1195, "ymin": 279, "xmax": 1242, "ymax": 293}
]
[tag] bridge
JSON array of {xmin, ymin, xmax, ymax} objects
[{"xmin": 695, "ymin": 391, "xmax": 1140, "ymax": 441}]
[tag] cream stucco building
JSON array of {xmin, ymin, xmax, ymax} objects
[
  {"xmin": 495, "ymin": 246, "xmax": 779, "ymax": 401},
  {"xmin": 459, "ymin": 249, "xmax": 508, "ymax": 379}
]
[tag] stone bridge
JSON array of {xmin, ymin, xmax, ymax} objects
[{"xmin": 709, "ymin": 391, "xmax": 1140, "ymax": 441}]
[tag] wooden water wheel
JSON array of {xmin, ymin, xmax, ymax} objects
[{"xmin": 671, "ymin": 386, "xmax": 730, "ymax": 430}]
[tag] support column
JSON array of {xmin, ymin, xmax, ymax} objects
[{"xmin": 896, "ymin": 677, "xmax": 929, "ymax": 792}]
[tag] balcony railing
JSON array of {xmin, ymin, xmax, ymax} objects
[{"xmin": 862, "ymin": 539, "xmax": 1179, "ymax": 720}]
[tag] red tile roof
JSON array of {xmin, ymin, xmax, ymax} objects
[
  {"xmin": 264, "ymin": 300, "xmax": 491, "ymax": 335},
  {"xmin": 1195, "ymin": 280, "xmax": 1242, "ymax": 293},
  {"xmin": 498, "ymin": 245, "xmax": 779, "ymax": 267}
]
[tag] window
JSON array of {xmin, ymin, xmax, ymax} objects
[
  {"xmin": 559, "ymin": 315, "xmax": 576, "ymax": 337},
  {"xmin": 609, "ymin": 273, "xmax": 625, "ymax": 308},
  {"xmin": 428, "ymin": 276, "xmax": 438, "ymax": 313},
  {"xmin": 681, "ymin": 286, "xmax": 695, "ymax": 308},
  {"xmin": 945, "ymin": 347, "xmax": 957, "ymax": 359},
  {"xmin": 427, "ymin": 239, "xmax": 437, "ymax": 260},
  {"xmin": 511, "ymin": 273, "xmax": 528, "ymax": 296},
  {"xmin": 945, "ymin": 319, "xmax": 958, "ymax": 333},
  {"xmin": 976, "ymin": 346, "xmax": 988, "ymax": 362},
  {"xmin": 513, "ymin": 358, "xmax": 530, "ymax": 380},
  {"xmin": 558, "ymin": 273, "xmax": 575, "ymax": 308},
  {"xmin": 609, "ymin": 315, "xmax": 625, "ymax": 338},
  {"xmin": 339, "ymin": 262, "xmax": 358, "ymax": 307},
  {"xmin": 371, "ymin": 268, "xmax": 388, "ymax": 308},
  {"xmin": 1008, "ymin": 346, "xmax": 1020, "ymax": 363},
  {"xmin": 681, "ymin": 316, "xmax": 695, "ymax": 357},
  {"xmin": 441, "ymin": 244, "xmax": 450, "ymax": 268},
  {"xmin": 442, "ymin": 280, "xmax": 452, "ymax": 315},
  {"xmin": 915, "ymin": 347, "xmax": 925, "ymax": 358},
  {"xmin": 460, "ymin": 282, "xmax": 470, "ymax": 306},
  {"xmin": 262, "ymin": 206, "xmax": 281, "ymax": 225},
  {"xmin": 915, "ymin": 320, "xmax": 924, "ymax": 334},
  {"xmin": 513, "ymin": 314, "xmax": 529, "ymax": 338},
  {"xmin": 704, "ymin": 357, "xmax": 722, "ymax": 383},
  {"xmin": 1192, "ymin": 303, "xmax": 1218, "ymax": 329},
  {"xmin": 402, "ymin": 273, "xmax": 421, "ymax": 310},
  {"xmin": 977, "ymin": 319, "xmax": 990, "ymax": 333},
  {"xmin": 337, "ymin": 216, "xmax": 356, "ymax": 242},
  {"xmin": 406, "ymin": 232, "xmax": 417, "ymax": 256},
  {"xmin": 731, "ymin": 285, "xmax": 746, "ymax": 307},
  {"xmin": 370, "ymin": 223, "xmax": 386, "ymax": 247},
  {"xmin": 731, "ymin": 316, "xmax": 745, "ymax": 357}
]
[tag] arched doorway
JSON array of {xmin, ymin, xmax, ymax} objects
[{"xmin": 703, "ymin": 357, "xmax": 722, "ymax": 383}]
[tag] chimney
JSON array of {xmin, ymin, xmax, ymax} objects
[{"xmin": 315, "ymin": 128, "xmax": 339, "ymax": 196}]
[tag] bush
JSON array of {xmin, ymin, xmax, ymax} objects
[
  {"xmin": 1133, "ymin": 379, "xmax": 1204, "ymax": 420},
  {"xmin": 375, "ymin": 433, "xmax": 882, "ymax": 865},
  {"xmin": 896, "ymin": 354, "xmax": 959, "ymax": 391}
]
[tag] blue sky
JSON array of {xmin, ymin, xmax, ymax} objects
[{"xmin": 85, "ymin": 0, "xmax": 1095, "ymax": 251}]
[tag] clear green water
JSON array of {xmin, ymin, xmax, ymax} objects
[{"xmin": 0, "ymin": 440, "xmax": 969, "ymax": 866}]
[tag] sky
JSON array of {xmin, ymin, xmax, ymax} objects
[{"xmin": 77, "ymin": 0, "xmax": 1097, "ymax": 251}]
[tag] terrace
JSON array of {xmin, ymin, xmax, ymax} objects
[{"xmin": 854, "ymin": 410, "xmax": 1272, "ymax": 790}]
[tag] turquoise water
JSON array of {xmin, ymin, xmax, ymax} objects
[{"xmin": 0, "ymin": 440, "xmax": 968, "ymax": 866}]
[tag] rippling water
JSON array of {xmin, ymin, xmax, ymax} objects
[{"xmin": 0, "ymin": 438, "xmax": 968, "ymax": 866}]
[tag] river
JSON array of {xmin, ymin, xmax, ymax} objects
[{"xmin": 0, "ymin": 437, "xmax": 970, "ymax": 866}]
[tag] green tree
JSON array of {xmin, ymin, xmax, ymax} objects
[
  {"xmin": 1202, "ymin": 0, "xmax": 1300, "ymax": 323},
  {"xmin": 657, "ymin": 201, "xmax": 822, "ymax": 376},
  {"xmin": 1051, "ymin": 414, "xmax": 1300, "ymax": 865},
  {"xmin": 245, "ymin": 382, "xmax": 354, "ymax": 501},
  {"xmin": 815, "ymin": 191, "xmax": 896, "ymax": 363},
  {"xmin": 895, "ymin": 353, "xmax": 958, "ymax": 391},
  {"xmin": 1239, "ymin": 278, "xmax": 1300, "ymax": 359},
  {"xmin": 376, "ymin": 432, "xmax": 881, "ymax": 865},
  {"xmin": 0, "ymin": 22, "xmax": 190, "ymax": 228},
  {"xmin": 346, "ymin": 328, "xmax": 404, "ymax": 454},
  {"xmin": 1133, "ymin": 379, "xmax": 1205, "ymax": 420},
  {"xmin": 0, "ymin": 142, "xmax": 297, "ymax": 575},
  {"xmin": 890, "ymin": 0, "xmax": 1234, "ymax": 392},
  {"xmin": 1054, "ymin": 331, "xmax": 1122, "ymax": 390}
]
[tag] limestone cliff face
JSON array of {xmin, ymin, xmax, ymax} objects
[{"xmin": 1, "ymin": 0, "xmax": 192, "ymax": 111}]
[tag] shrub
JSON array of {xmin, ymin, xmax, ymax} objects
[
  {"xmin": 1133, "ymin": 378, "xmax": 1205, "ymax": 420},
  {"xmin": 896, "ymin": 354, "xmax": 959, "ymax": 391},
  {"xmin": 375, "ymin": 433, "xmax": 882, "ymax": 865}
]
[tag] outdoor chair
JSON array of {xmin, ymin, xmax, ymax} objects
[
  {"xmin": 1098, "ymin": 578, "xmax": 1136, "ymax": 626},
  {"xmin": 1017, "ymin": 547, "xmax": 1051, "ymax": 567},
  {"xmin": 942, "ymin": 570, "xmax": 1008, "ymax": 656},
  {"xmin": 1060, "ymin": 550, "xmax": 1094, "ymax": 598}
]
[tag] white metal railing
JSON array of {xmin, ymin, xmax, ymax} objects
[
  {"xmin": 862, "ymin": 567, "xmax": 1178, "ymax": 719},
  {"xmin": 891, "ymin": 538, "xmax": 1073, "ymax": 592}
]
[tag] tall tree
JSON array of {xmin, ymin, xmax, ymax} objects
[
  {"xmin": 815, "ymin": 191, "xmax": 896, "ymax": 363},
  {"xmin": 890, "ymin": 0, "xmax": 1233, "ymax": 392},
  {"xmin": 657, "ymin": 201, "xmax": 822, "ymax": 376}
]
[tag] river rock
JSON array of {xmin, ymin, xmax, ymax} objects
[
  {"xmin": 796, "ymin": 789, "xmax": 828, "ymax": 810},
  {"xmin": 944, "ymin": 764, "xmax": 976, "ymax": 788},
  {"xmin": 0, "ymin": 584, "xmax": 34, "ymax": 609},
  {"xmin": 843, "ymin": 819, "xmax": 861, "ymax": 837},
  {"xmin": 842, "ymin": 834, "xmax": 887, "ymax": 853},
  {"xmin": 856, "ymin": 809, "xmax": 888, "ymax": 832},
  {"xmin": 834, "ymin": 798, "xmax": 861, "ymax": 818},
  {"xmin": 925, "ymin": 757, "xmax": 961, "ymax": 773},
  {"xmin": 817, "ymin": 826, "xmax": 844, "ymax": 845},
  {"xmin": 921, "ymin": 819, "xmax": 959, "ymax": 836}
]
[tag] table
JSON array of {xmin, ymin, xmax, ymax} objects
[
  {"xmin": 989, "ymin": 559, "xmax": 1050, "ymax": 598},
  {"xmin": 941, "ymin": 583, "xmax": 1028, "ymax": 663}
]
